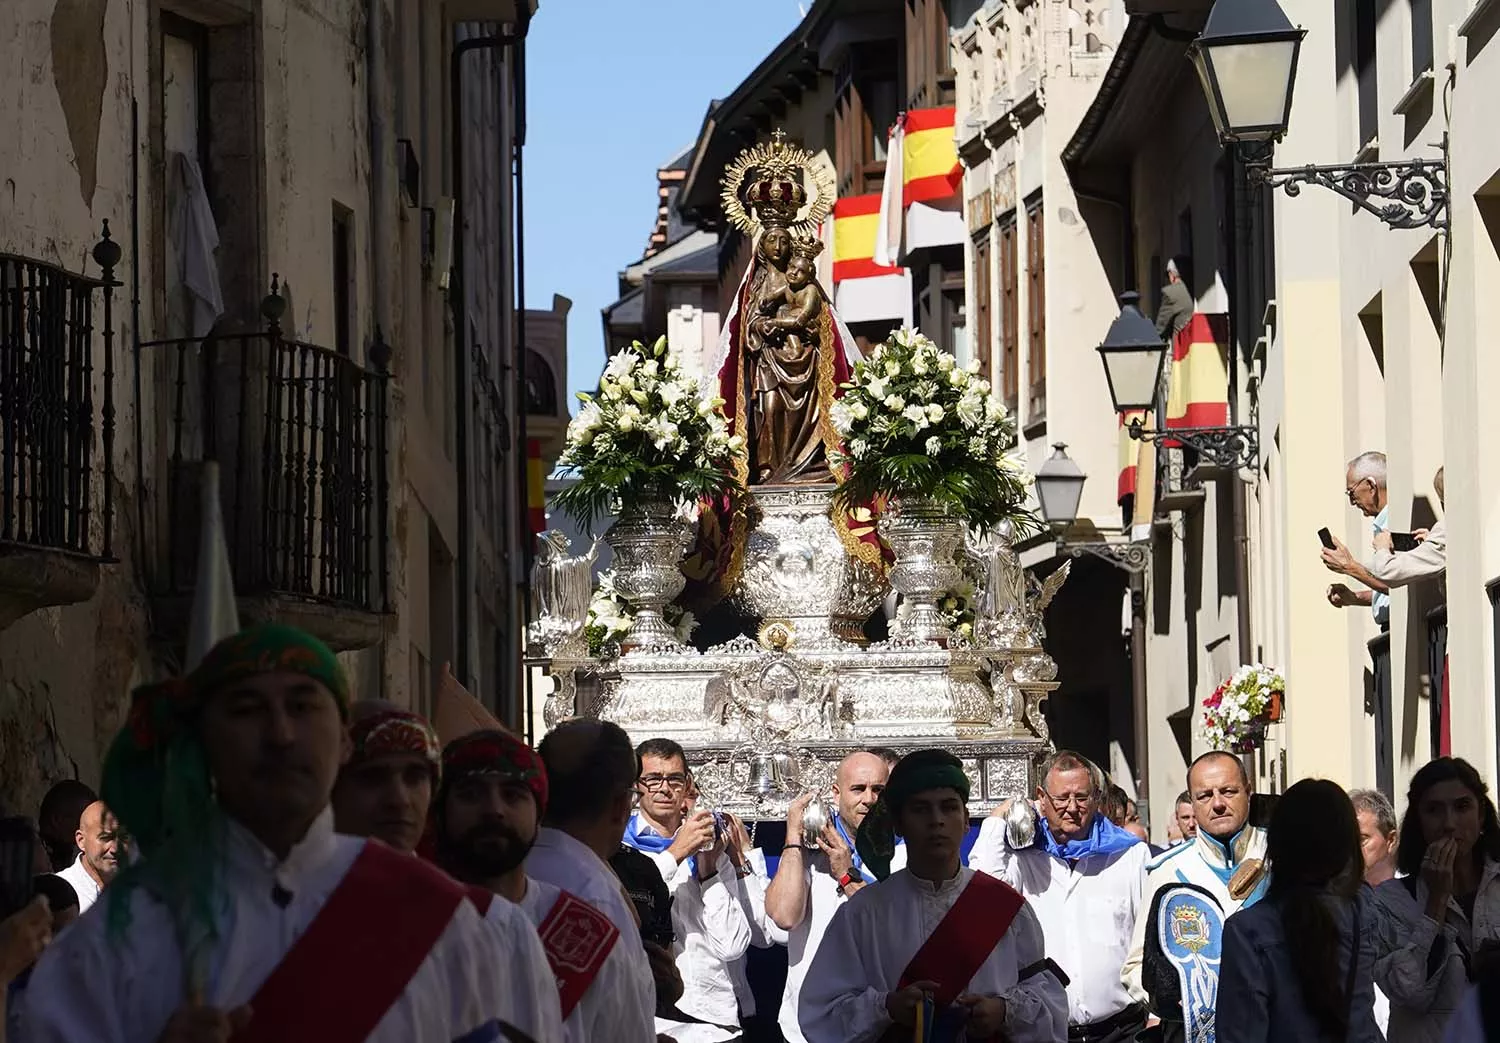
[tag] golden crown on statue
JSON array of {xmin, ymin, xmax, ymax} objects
[
  {"xmin": 790, "ymin": 234, "xmax": 824, "ymax": 261},
  {"xmin": 721, "ymin": 129, "xmax": 835, "ymax": 237}
]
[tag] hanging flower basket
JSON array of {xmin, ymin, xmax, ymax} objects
[{"xmin": 1201, "ymin": 665, "xmax": 1286, "ymax": 753}]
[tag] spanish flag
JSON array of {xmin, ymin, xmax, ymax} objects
[
  {"xmin": 1163, "ymin": 313, "xmax": 1230, "ymax": 446},
  {"xmin": 900, "ymin": 108, "xmax": 962, "ymax": 207},
  {"xmin": 526, "ymin": 438, "xmax": 546, "ymax": 534},
  {"xmin": 874, "ymin": 109, "xmax": 963, "ymax": 266},
  {"xmin": 1118, "ymin": 410, "xmax": 1148, "ymax": 505},
  {"xmin": 832, "ymin": 194, "xmax": 903, "ymax": 283}
]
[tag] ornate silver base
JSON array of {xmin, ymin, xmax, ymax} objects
[
  {"xmin": 732, "ymin": 485, "xmax": 888, "ymax": 645},
  {"xmin": 580, "ymin": 634, "xmax": 1056, "ymax": 818},
  {"xmin": 683, "ymin": 737, "xmax": 1049, "ymax": 819}
]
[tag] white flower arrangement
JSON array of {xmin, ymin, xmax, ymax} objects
[
  {"xmin": 584, "ymin": 569, "xmax": 697, "ymax": 658},
  {"xmin": 554, "ymin": 337, "xmax": 745, "ymax": 530},
  {"xmin": 830, "ymin": 327, "xmax": 1037, "ymax": 533},
  {"xmin": 1201, "ymin": 664, "xmax": 1286, "ymax": 752}
]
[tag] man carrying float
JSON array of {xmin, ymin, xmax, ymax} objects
[{"xmin": 798, "ymin": 750, "xmax": 1067, "ymax": 1043}]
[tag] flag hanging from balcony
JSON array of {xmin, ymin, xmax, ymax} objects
[
  {"xmin": 873, "ymin": 108, "xmax": 964, "ymax": 267},
  {"xmin": 1117, "ymin": 410, "xmax": 1148, "ymax": 505},
  {"xmin": 900, "ymin": 108, "xmax": 962, "ymax": 206},
  {"xmin": 1163, "ymin": 313, "xmax": 1230, "ymax": 448},
  {"xmin": 832, "ymin": 194, "xmax": 903, "ymax": 282},
  {"xmin": 526, "ymin": 439, "xmax": 546, "ymax": 534}
]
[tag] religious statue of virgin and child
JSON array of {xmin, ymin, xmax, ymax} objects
[{"xmin": 682, "ymin": 132, "xmax": 887, "ymax": 605}]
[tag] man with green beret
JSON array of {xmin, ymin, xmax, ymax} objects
[
  {"xmin": 798, "ymin": 749, "xmax": 1067, "ymax": 1043},
  {"xmin": 20, "ymin": 624, "xmax": 519, "ymax": 1043}
]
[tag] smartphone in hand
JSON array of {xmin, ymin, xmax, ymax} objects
[
  {"xmin": 1389, "ymin": 531, "xmax": 1419, "ymax": 552},
  {"xmin": 1317, "ymin": 527, "xmax": 1335, "ymax": 549}
]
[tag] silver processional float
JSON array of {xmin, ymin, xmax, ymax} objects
[{"xmin": 527, "ymin": 131, "xmax": 1063, "ymax": 823}]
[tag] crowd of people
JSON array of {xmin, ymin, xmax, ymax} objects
[{"xmin": 1, "ymin": 621, "xmax": 1498, "ymax": 1042}]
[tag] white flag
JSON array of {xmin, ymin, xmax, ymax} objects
[
  {"xmin": 872, "ymin": 120, "xmax": 904, "ymax": 268},
  {"xmin": 186, "ymin": 461, "xmax": 241, "ymax": 669}
]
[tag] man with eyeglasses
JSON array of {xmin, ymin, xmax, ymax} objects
[
  {"xmin": 1322, "ymin": 450, "xmax": 1392, "ymax": 627},
  {"xmin": 621, "ymin": 738, "xmax": 755, "ymax": 1040},
  {"xmin": 970, "ymin": 751, "xmax": 1148, "ymax": 1043}
]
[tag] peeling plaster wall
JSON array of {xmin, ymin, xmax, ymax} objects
[
  {"xmin": 0, "ymin": 0, "xmax": 462, "ymax": 811},
  {"xmin": 0, "ymin": 0, "xmax": 156, "ymax": 811}
]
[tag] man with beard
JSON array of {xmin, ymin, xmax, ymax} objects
[
  {"xmin": 529, "ymin": 719, "xmax": 657, "ymax": 1043},
  {"xmin": 970, "ymin": 751, "xmax": 1148, "ymax": 1042},
  {"xmin": 333, "ymin": 707, "xmax": 560, "ymax": 1043},
  {"xmin": 20, "ymin": 624, "xmax": 515, "ymax": 1042},
  {"xmin": 1121, "ymin": 751, "xmax": 1269, "ymax": 1037},
  {"xmin": 54, "ymin": 801, "xmax": 124, "ymax": 914},
  {"xmin": 799, "ymin": 749, "xmax": 1067, "ymax": 1043},
  {"xmin": 435, "ymin": 728, "xmax": 643, "ymax": 1043},
  {"xmin": 766, "ymin": 750, "xmax": 904, "ymax": 1043}
]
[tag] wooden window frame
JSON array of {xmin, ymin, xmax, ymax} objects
[
  {"xmin": 1025, "ymin": 196, "xmax": 1046, "ymax": 420},
  {"xmin": 972, "ymin": 232, "xmax": 993, "ymax": 383},
  {"xmin": 998, "ymin": 215, "xmax": 1019, "ymax": 410}
]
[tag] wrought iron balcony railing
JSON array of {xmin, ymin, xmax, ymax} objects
[
  {"xmin": 0, "ymin": 227, "xmax": 121, "ymax": 561},
  {"xmin": 141, "ymin": 289, "xmax": 390, "ymax": 614}
]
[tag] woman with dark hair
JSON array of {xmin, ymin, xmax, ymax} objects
[
  {"xmin": 1216, "ymin": 778, "xmax": 1381, "ymax": 1042},
  {"xmin": 1372, "ymin": 756, "xmax": 1500, "ymax": 1043}
]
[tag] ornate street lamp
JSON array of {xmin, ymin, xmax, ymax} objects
[
  {"xmin": 1189, "ymin": 0, "xmax": 1449, "ymax": 231},
  {"xmin": 1096, "ymin": 293, "xmax": 1168, "ymax": 414},
  {"xmin": 1094, "ymin": 294, "xmax": 1260, "ymax": 471},
  {"xmin": 1034, "ymin": 444, "xmax": 1149, "ymax": 573},
  {"xmin": 1187, "ymin": 0, "xmax": 1304, "ymax": 144}
]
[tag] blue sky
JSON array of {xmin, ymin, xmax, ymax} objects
[{"xmin": 523, "ymin": 0, "xmax": 804, "ymax": 412}]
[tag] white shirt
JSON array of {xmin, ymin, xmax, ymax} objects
[
  {"xmin": 512, "ymin": 874, "xmax": 641, "ymax": 1043},
  {"xmin": 20, "ymin": 808, "xmax": 510, "ymax": 1042},
  {"xmin": 525, "ymin": 827, "xmax": 656, "ymax": 1043},
  {"xmin": 626, "ymin": 815, "xmax": 754, "ymax": 1028},
  {"xmin": 729, "ymin": 848, "xmax": 775, "ymax": 1018},
  {"xmin": 776, "ymin": 843, "xmax": 909, "ymax": 1043},
  {"xmin": 54, "ymin": 855, "xmax": 102, "ymax": 914},
  {"xmin": 968, "ymin": 817, "xmax": 1149, "ymax": 1025},
  {"xmin": 798, "ymin": 866, "xmax": 1068, "ymax": 1043},
  {"xmin": 476, "ymin": 883, "xmax": 564, "ymax": 1043},
  {"xmin": 1122, "ymin": 825, "xmax": 1269, "ymax": 1009}
]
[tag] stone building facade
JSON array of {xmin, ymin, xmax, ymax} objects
[{"xmin": 0, "ymin": 0, "xmax": 538, "ymax": 815}]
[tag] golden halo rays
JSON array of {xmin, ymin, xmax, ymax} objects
[{"xmin": 720, "ymin": 132, "xmax": 836, "ymax": 238}]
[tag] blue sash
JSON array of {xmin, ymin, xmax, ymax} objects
[
  {"xmin": 833, "ymin": 813, "xmax": 877, "ymax": 884},
  {"xmin": 1156, "ymin": 884, "xmax": 1225, "ymax": 1043}
]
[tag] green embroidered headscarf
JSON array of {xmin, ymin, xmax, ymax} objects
[
  {"xmin": 101, "ymin": 624, "xmax": 349, "ymax": 989},
  {"xmin": 855, "ymin": 748, "xmax": 971, "ymax": 881}
]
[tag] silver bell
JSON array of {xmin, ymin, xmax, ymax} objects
[
  {"xmin": 801, "ymin": 797, "xmax": 829, "ymax": 846},
  {"xmin": 1002, "ymin": 799, "xmax": 1038, "ymax": 850}
]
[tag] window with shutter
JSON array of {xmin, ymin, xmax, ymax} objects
[
  {"xmin": 1026, "ymin": 197, "xmax": 1046, "ymax": 419},
  {"xmin": 999, "ymin": 216, "xmax": 1019, "ymax": 409}
]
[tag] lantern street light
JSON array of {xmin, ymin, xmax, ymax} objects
[
  {"xmin": 1096, "ymin": 292, "xmax": 1169, "ymax": 414},
  {"xmin": 1035, "ymin": 443, "xmax": 1087, "ymax": 530},
  {"xmin": 1187, "ymin": 0, "xmax": 1304, "ymax": 145},
  {"xmin": 1034, "ymin": 444, "xmax": 1150, "ymax": 574},
  {"xmin": 1094, "ymin": 294, "xmax": 1261, "ymax": 472},
  {"xmin": 1189, "ymin": 0, "xmax": 1448, "ymax": 231}
]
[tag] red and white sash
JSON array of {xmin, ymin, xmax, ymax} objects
[
  {"xmin": 236, "ymin": 841, "xmax": 465, "ymax": 1043},
  {"xmin": 897, "ymin": 871, "xmax": 1026, "ymax": 1007},
  {"xmin": 468, "ymin": 884, "xmax": 619, "ymax": 1020}
]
